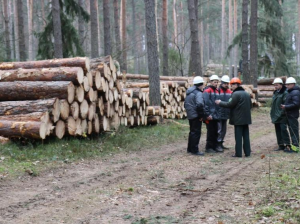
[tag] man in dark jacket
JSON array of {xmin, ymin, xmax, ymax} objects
[
  {"xmin": 184, "ymin": 76, "xmax": 205, "ymax": 156},
  {"xmin": 281, "ymin": 77, "xmax": 300, "ymax": 153},
  {"xmin": 215, "ymin": 77, "xmax": 252, "ymax": 157},
  {"xmin": 203, "ymin": 75, "xmax": 222, "ymax": 153},
  {"xmin": 270, "ymin": 78, "xmax": 290, "ymax": 151},
  {"xmin": 218, "ymin": 75, "xmax": 232, "ymax": 150}
]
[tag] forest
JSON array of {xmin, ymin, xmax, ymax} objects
[{"xmin": 0, "ymin": 0, "xmax": 297, "ymax": 87}]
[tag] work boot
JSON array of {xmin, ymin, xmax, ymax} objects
[
  {"xmin": 215, "ymin": 143, "xmax": 224, "ymax": 153},
  {"xmin": 221, "ymin": 142, "xmax": 229, "ymax": 150},
  {"xmin": 205, "ymin": 148, "xmax": 217, "ymax": 153},
  {"xmin": 284, "ymin": 145, "xmax": 298, "ymax": 153},
  {"xmin": 274, "ymin": 145, "xmax": 285, "ymax": 151}
]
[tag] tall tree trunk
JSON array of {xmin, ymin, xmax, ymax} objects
[
  {"xmin": 17, "ymin": 0, "xmax": 26, "ymax": 61},
  {"xmin": 144, "ymin": 0, "xmax": 161, "ymax": 106},
  {"xmin": 233, "ymin": 0, "xmax": 238, "ymax": 77},
  {"xmin": 103, "ymin": 0, "xmax": 112, "ymax": 55},
  {"xmin": 131, "ymin": 0, "xmax": 138, "ymax": 73},
  {"xmin": 162, "ymin": 0, "xmax": 169, "ymax": 76},
  {"xmin": 9, "ymin": 0, "xmax": 14, "ymax": 60},
  {"xmin": 228, "ymin": 0, "xmax": 233, "ymax": 77},
  {"xmin": 298, "ymin": 0, "xmax": 300, "ymax": 76},
  {"xmin": 180, "ymin": 0, "xmax": 184, "ymax": 47},
  {"xmin": 85, "ymin": 0, "xmax": 91, "ymax": 56},
  {"xmin": 13, "ymin": 0, "xmax": 20, "ymax": 61},
  {"xmin": 27, "ymin": 0, "xmax": 33, "ymax": 60},
  {"xmin": 250, "ymin": 0, "xmax": 258, "ymax": 87},
  {"xmin": 121, "ymin": 0, "xmax": 127, "ymax": 71},
  {"xmin": 173, "ymin": 0, "xmax": 178, "ymax": 46},
  {"xmin": 114, "ymin": 0, "xmax": 122, "ymax": 64},
  {"xmin": 41, "ymin": 0, "xmax": 46, "ymax": 28},
  {"xmin": 200, "ymin": 4, "xmax": 204, "ymax": 68},
  {"xmin": 78, "ymin": 0, "xmax": 85, "ymax": 46},
  {"xmin": 3, "ymin": 0, "xmax": 10, "ymax": 60},
  {"xmin": 221, "ymin": 0, "xmax": 226, "ymax": 73},
  {"xmin": 90, "ymin": 0, "xmax": 99, "ymax": 58},
  {"xmin": 241, "ymin": 0, "xmax": 249, "ymax": 83},
  {"xmin": 188, "ymin": 0, "xmax": 202, "ymax": 76}
]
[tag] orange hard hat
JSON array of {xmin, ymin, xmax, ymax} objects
[{"xmin": 230, "ymin": 77, "xmax": 242, "ymax": 84}]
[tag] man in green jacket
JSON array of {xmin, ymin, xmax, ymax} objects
[
  {"xmin": 215, "ymin": 77, "xmax": 252, "ymax": 157},
  {"xmin": 270, "ymin": 78, "xmax": 290, "ymax": 151}
]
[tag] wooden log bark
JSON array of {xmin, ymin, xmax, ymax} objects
[
  {"xmin": 70, "ymin": 101, "xmax": 79, "ymax": 120},
  {"xmin": 0, "ymin": 67, "xmax": 84, "ymax": 84},
  {"xmin": 55, "ymin": 120, "xmax": 65, "ymax": 139},
  {"xmin": 0, "ymin": 81, "xmax": 75, "ymax": 103},
  {"xmin": 117, "ymin": 73, "xmax": 192, "ymax": 82},
  {"xmin": 125, "ymin": 82, "xmax": 149, "ymax": 88},
  {"xmin": 257, "ymin": 76, "xmax": 287, "ymax": 85},
  {"xmin": 0, "ymin": 57, "xmax": 90, "ymax": 72}
]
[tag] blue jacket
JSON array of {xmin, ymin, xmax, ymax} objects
[
  {"xmin": 218, "ymin": 86, "xmax": 232, "ymax": 120},
  {"xmin": 203, "ymin": 86, "xmax": 220, "ymax": 120},
  {"xmin": 284, "ymin": 85, "xmax": 300, "ymax": 119},
  {"xmin": 184, "ymin": 86, "xmax": 205, "ymax": 120}
]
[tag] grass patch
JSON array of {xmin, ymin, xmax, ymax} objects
[{"xmin": 0, "ymin": 121, "xmax": 189, "ymax": 178}]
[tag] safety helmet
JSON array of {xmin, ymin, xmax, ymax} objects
[
  {"xmin": 193, "ymin": 76, "xmax": 204, "ymax": 85},
  {"xmin": 285, "ymin": 77, "xmax": 296, "ymax": 84},
  {"xmin": 221, "ymin": 75, "xmax": 230, "ymax": 83},
  {"xmin": 272, "ymin": 78, "xmax": 283, "ymax": 84},
  {"xmin": 229, "ymin": 77, "xmax": 242, "ymax": 84},
  {"xmin": 210, "ymin": 75, "xmax": 219, "ymax": 81}
]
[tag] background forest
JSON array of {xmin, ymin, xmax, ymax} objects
[{"xmin": 0, "ymin": 0, "xmax": 298, "ymax": 85}]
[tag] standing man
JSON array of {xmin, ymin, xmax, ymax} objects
[
  {"xmin": 203, "ymin": 75, "xmax": 222, "ymax": 153},
  {"xmin": 270, "ymin": 78, "xmax": 290, "ymax": 151},
  {"xmin": 281, "ymin": 77, "xmax": 300, "ymax": 153},
  {"xmin": 184, "ymin": 76, "xmax": 205, "ymax": 156},
  {"xmin": 215, "ymin": 77, "xmax": 252, "ymax": 157},
  {"xmin": 218, "ymin": 75, "xmax": 232, "ymax": 150}
]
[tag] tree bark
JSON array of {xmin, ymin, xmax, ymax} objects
[
  {"xmin": 131, "ymin": 0, "xmax": 138, "ymax": 74},
  {"xmin": 3, "ymin": 0, "xmax": 10, "ymax": 60},
  {"xmin": 52, "ymin": 0, "xmax": 63, "ymax": 58},
  {"xmin": 242, "ymin": 0, "xmax": 249, "ymax": 84},
  {"xmin": 114, "ymin": 0, "xmax": 122, "ymax": 65},
  {"xmin": 250, "ymin": 0, "xmax": 258, "ymax": 87},
  {"xmin": 103, "ymin": 0, "xmax": 112, "ymax": 55},
  {"xmin": 27, "ymin": 0, "xmax": 34, "ymax": 60},
  {"xmin": 188, "ymin": 0, "xmax": 202, "ymax": 76},
  {"xmin": 0, "ymin": 67, "xmax": 84, "ymax": 84},
  {"xmin": 17, "ymin": 0, "xmax": 26, "ymax": 61},
  {"xmin": 221, "ymin": 0, "xmax": 226, "ymax": 73},
  {"xmin": 90, "ymin": 0, "xmax": 99, "ymax": 58},
  {"xmin": 13, "ymin": 0, "xmax": 20, "ymax": 61},
  {"xmin": 0, "ymin": 57, "xmax": 90, "ymax": 72},
  {"xmin": 0, "ymin": 81, "xmax": 75, "ymax": 103},
  {"xmin": 228, "ymin": 0, "xmax": 233, "ymax": 77},
  {"xmin": 121, "ymin": 0, "xmax": 127, "ymax": 71},
  {"xmin": 233, "ymin": 0, "xmax": 238, "ymax": 77},
  {"xmin": 144, "ymin": 0, "xmax": 161, "ymax": 106},
  {"xmin": 173, "ymin": 0, "xmax": 178, "ymax": 46},
  {"xmin": 78, "ymin": 0, "xmax": 85, "ymax": 46},
  {"xmin": 162, "ymin": 0, "xmax": 169, "ymax": 76}
]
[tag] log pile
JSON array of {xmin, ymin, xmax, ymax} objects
[{"xmin": 257, "ymin": 76, "xmax": 287, "ymax": 105}]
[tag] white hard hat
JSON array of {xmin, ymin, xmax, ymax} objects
[
  {"xmin": 272, "ymin": 78, "xmax": 283, "ymax": 84},
  {"xmin": 221, "ymin": 75, "xmax": 230, "ymax": 83},
  {"xmin": 193, "ymin": 76, "xmax": 204, "ymax": 85},
  {"xmin": 210, "ymin": 75, "xmax": 219, "ymax": 81},
  {"xmin": 286, "ymin": 77, "xmax": 296, "ymax": 84}
]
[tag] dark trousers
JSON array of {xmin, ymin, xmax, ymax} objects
[
  {"xmin": 218, "ymin": 119, "xmax": 228, "ymax": 143},
  {"xmin": 234, "ymin": 125, "xmax": 251, "ymax": 157},
  {"xmin": 206, "ymin": 120, "xmax": 218, "ymax": 149},
  {"xmin": 187, "ymin": 118, "xmax": 202, "ymax": 153},
  {"xmin": 274, "ymin": 123, "xmax": 290, "ymax": 147},
  {"xmin": 287, "ymin": 117, "xmax": 299, "ymax": 147}
]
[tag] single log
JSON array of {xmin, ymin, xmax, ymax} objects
[
  {"xmin": 98, "ymin": 96, "xmax": 104, "ymax": 116},
  {"xmin": 93, "ymin": 114, "xmax": 100, "ymax": 133},
  {"xmin": 0, "ymin": 67, "xmax": 84, "ymax": 84},
  {"xmin": 70, "ymin": 101, "xmax": 79, "ymax": 120},
  {"xmin": 87, "ymin": 121, "xmax": 93, "ymax": 135},
  {"xmin": 0, "ymin": 98, "xmax": 60, "ymax": 120},
  {"xmin": 66, "ymin": 116, "xmax": 76, "ymax": 136},
  {"xmin": 81, "ymin": 119, "xmax": 88, "ymax": 135},
  {"xmin": 80, "ymin": 100, "xmax": 89, "ymax": 119},
  {"xmin": 117, "ymin": 73, "xmax": 192, "ymax": 82},
  {"xmin": 83, "ymin": 76, "xmax": 90, "ymax": 92},
  {"xmin": 258, "ymin": 91, "xmax": 273, "ymax": 97},
  {"xmin": 109, "ymin": 114, "xmax": 120, "ymax": 130},
  {"xmin": 125, "ymin": 82, "xmax": 149, "ymax": 88},
  {"xmin": 86, "ymin": 71, "xmax": 93, "ymax": 87},
  {"xmin": 99, "ymin": 116, "xmax": 109, "ymax": 131},
  {"xmin": 0, "ymin": 57, "xmax": 90, "ymax": 72},
  {"xmin": 257, "ymin": 86, "xmax": 275, "ymax": 91},
  {"xmin": 60, "ymin": 99, "xmax": 70, "ymax": 121},
  {"xmin": 88, "ymin": 102, "xmax": 96, "ymax": 121},
  {"xmin": 75, "ymin": 85, "xmax": 85, "ymax": 103},
  {"xmin": 257, "ymin": 76, "xmax": 287, "ymax": 85},
  {"xmin": 55, "ymin": 120, "xmax": 65, "ymax": 139},
  {"xmin": 85, "ymin": 88, "xmax": 96, "ymax": 102},
  {"xmin": 75, "ymin": 118, "xmax": 83, "ymax": 136},
  {"xmin": 146, "ymin": 106, "xmax": 161, "ymax": 116},
  {"xmin": 0, "ymin": 81, "xmax": 75, "ymax": 103}
]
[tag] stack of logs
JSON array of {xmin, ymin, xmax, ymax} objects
[{"xmin": 257, "ymin": 76, "xmax": 287, "ymax": 104}]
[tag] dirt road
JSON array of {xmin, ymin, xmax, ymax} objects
[{"xmin": 0, "ymin": 110, "xmax": 279, "ymax": 223}]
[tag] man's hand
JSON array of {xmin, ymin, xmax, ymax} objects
[
  {"xmin": 215, "ymin": 100, "xmax": 221, "ymax": 105},
  {"xmin": 207, "ymin": 115, "xmax": 213, "ymax": 120},
  {"xmin": 280, "ymin": 104, "xmax": 286, "ymax": 109}
]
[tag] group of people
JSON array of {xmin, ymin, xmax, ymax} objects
[{"xmin": 184, "ymin": 74, "xmax": 300, "ymax": 158}]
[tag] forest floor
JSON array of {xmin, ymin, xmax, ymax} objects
[{"xmin": 1, "ymin": 108, "xmax": 300, "ymax": 224}]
